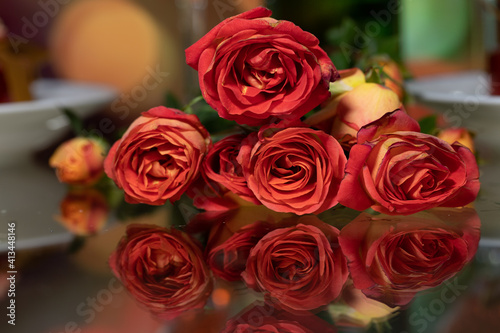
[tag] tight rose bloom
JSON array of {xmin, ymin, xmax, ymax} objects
[
  {"xmin": 110, "ymin": 225, "xmax": 213, "ymax": 320},
  {"xmin": 221, "ymin": 302, "xmax": 337, "ymax": 333},
  {"xmin": 238, "ymin": 124, "xmax": 347, "ymax": 215},
  {"xmin": 242, "ymin": 216, "xmax": 348, "ymax": 311},
  {"xmin": 306, "ymin": 68, "xmax": 401, "ymax": 149},
  {"xmin": 56, "ymin": 188, "xmax": 108, "ymax": 236},
  {"xmin": 50, "ymin": 137, "xmax": 106, "ymax": 185},
  {"xmin": 186, "ymin": 7, "xmax": 338, "ymax": 126},
  {"xmin": 104, "ymin": 107, "xmax": 211, "ymax": 205},
  {"xmin": 338, "ymin": 110, "xmax": 480, "ymax": 215},
  {"xmin": 192, "ymin": 133, "xmax": 260, "ymax": 210},
  {"xmin": 338, "ymin": 208, "xmax": 481, "ymax": 306}
]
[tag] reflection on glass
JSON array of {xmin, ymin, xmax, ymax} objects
[
  {"xmin": 56, "ymin": 187, "xmax": 109, "ymax": 236},
  {"xmin": 108, "ymin": 206, "xmax": 480, "ymax": 330}
]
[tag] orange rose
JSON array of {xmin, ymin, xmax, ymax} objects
[
  {"xmin": 238, "ymin": 123, "xmax": 346, "ymax": 214},
  {"xmin": 56, "ymin": 188, "xmax": 108, "ymax": 236},
  {"xmin": 104, "ymin": 107, "xmax": 211, "ymax": 205},
  {"xmin": 50, "ymin": 137, "xmax": 106, "ymax": 185}
]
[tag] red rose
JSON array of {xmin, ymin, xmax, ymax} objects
[
  {"xmin": 104, "ymin": 107, "xmax": 211, "ymax": 205},
  {"xmin": 338, "ymin": 208, "xmax": 480, "ymax": 306},
  {"xmin": 238, "ymin": 124, "xmax": 347, "ymax": 214},
  {"xmin": 109, "ymin": 224, "xmax": 213, "ymax": 320},
  {"xmin": 242, "ymin": 215, "xmax": 348, "ymax": 311},
  {"xmin": 185, "ymin": 7, "xmax": 338, "ymax": 126},
  {"xmin": 190, "ymin": 133, "xmax": 260, "ymax": 211},
  {"xmin": 338, "ymin": 110, "xmax": 480, "ymax": 215},
  {"xmin": 221, "ymin": 301, "xmax": 337, "ymax": 333}
]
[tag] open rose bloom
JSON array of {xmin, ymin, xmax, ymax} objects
[{"xmin": 186, "ymin": 7, "xmax": 338, "ymax": 126}]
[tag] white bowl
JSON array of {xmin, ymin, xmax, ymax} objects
[{"xmin": 0, "ymin": 79, "xmax": 117, "ymax": 167}]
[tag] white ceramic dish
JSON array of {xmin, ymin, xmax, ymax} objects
[{"xmin": 0, "ymin": 79, "xmax": 117, "ymax": 167}]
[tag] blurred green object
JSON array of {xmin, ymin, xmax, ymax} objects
[{"xmin": 401, "ymin": 0, "xmax": 470, "ymax": 60}]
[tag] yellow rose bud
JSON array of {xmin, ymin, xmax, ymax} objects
[
  {"xmin": 438, "ymin": 128, "xmax": 475, "ymax": 154},
  {"xmin": 49, "ymin": 137, "xmax": 106, "ymax": 185}
]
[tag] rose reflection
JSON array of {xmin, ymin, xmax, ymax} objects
[
  {"xmin": 221, "ymin": 301, "xmax": 337, "ymax": 333},
  {"xmin": 108, "ymin": 205, "xmax": 480, "ymax": 327},
  {"xmin": 56, "ymin": 187, "xmax": 109, "ymax": 236},
  {"xmin": 338, "ymin": 208, "xmax": 480, "ymax": 307}
]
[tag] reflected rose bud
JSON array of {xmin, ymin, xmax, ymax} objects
[
  {"xmin": 242, "ymin": 215, "xmax": 348, "ymax": 311},
  {"xmin": 438, "ymin": 127, "xmax": 475, "ymax": 154},
  {"xmin": 338, "ymin": 208, "xmax": 481, "ymax": 306},
  {"xmin": 329, "ymin": 280, "xmax": 398, "ymax": 328},
  {"xmin": 221, "ymin": 301, "xmax": 337, "ymax": 333},
  {"xmin": 110, "ymin": 224, "xmax": 213, "ymax": 320},
  {"xmin": 306, "ymin": 67, "xmax": 401, "ymax": 149},
  {"xmin": 56, "ymin": 188, "xmax": 108, "ymax": 236},
  {"xmin": 49, "ymin": 137, "xmax": 106, "ymax": 185}
]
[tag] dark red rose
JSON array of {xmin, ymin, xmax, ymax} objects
[
  {"xmin": 109, "ymin": 224, "xmax": 213, "ymax": 320},
  {"xmin": 104, "ymin": 107, "xmax": 211, "ymax": 205},
  {"xmin": 242, "ymin": 215, "xmax": 348, "ymax": 311},
  {"xmin": 338, "ymin": 110, "xmax": 480, "ymax": 215},
  {"xmin": 338, "ymin": 208, "xmax": 481, "ymax": 306},
  {"xmin": 190, "ymin": 133, "xmax": 260, "ymax": 211},
  {"xmin": 238, "ymin": 124, "xmax": 347, "ymax": 215},
  {"xmin": 185, "ymin": 7, "xmax": 338, "ymax": 126},
  {"xmin": 221, "ymin": 301, "xmax": 337, "ymax": 333}
]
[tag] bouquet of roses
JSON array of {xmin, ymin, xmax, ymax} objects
[{"xmin": 49, "ymin": 7, "xmax": 481, "ymax": 329}]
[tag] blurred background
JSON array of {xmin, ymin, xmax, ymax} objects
[{"xmin": 0, "ymin": 0, "xmax": 495, "ymax": 128}]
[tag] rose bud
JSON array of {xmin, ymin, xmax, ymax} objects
[
  {"xmin": 56, "ymin": 188, "xmax": 108, "ymax": 236},
  {"xmin": 338, "ymin": 110, "xmax": 480, "ymax": 215},
  {"xmin": 221, "ymin": 301, "xmax": 337, "ymax": 333},
  {"xmin": 109, "ymin": 224, "xmax": 213, "ymax": 320},
  {"xmin": 189, "ymin": 133, "xmax": 260, "ymax": 211},
  {"xmin": 104, "ymin": 107, "xmax": 211, "ymax": 205},
  {"xmin": 306, "ymin": 68, "xmax": 401, "ymax": 149},
  {"xmin": 438, "ymin": 127, "xmax": 475, "ymax": 154},
  {"xmin": 186, "ymin": 7, "xmax": 338, "ymax": 126},
  {"xmin": 242, "ymin": 215, "xmax": 348, "ymax": 311},
  {"xmin": 49, "ymin": 137, "xmax": 106, "ymax": 185},
  {"xmin": 370, "ymin": 55, "xmax": 404, "ymax": 100},
  {"xmin": 338, "ymin": 208, "xmax": 481, "ymax": 306},
  {"xmin": 238, "ymin": 123, "xmax": 347, "ymax": 215}
]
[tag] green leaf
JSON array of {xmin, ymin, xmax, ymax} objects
[
  {"xmin": 365, "ymin": 67, "xmax": 384, "ymax": 85},
  {"xmin": 164, "ymin": 92, "xmax": 183, "ymax": 109},
  {"xmin": 62, "ymin": 108, "xmax": 84, "ymax": 136},
  {"xmin": 418, "ymin": 115, "xmax": 438, "ymax": 135}
]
